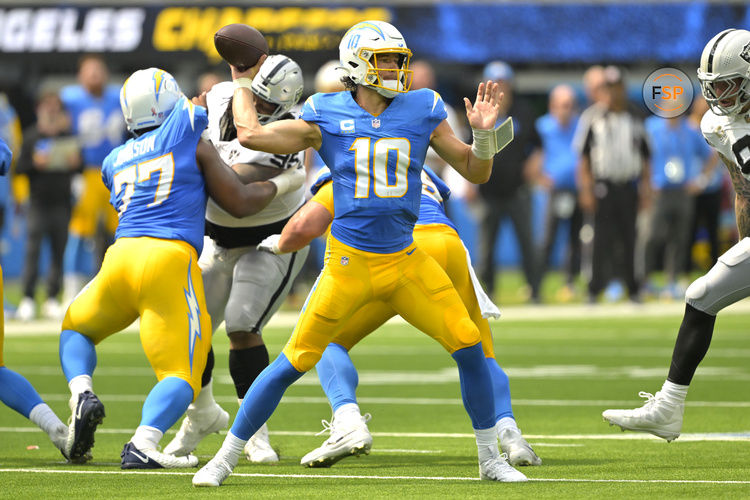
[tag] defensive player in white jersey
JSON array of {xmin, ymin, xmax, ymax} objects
[
  {"xmin": 164, "ymin": 55, "xmax": 307, "ymax": 463},
  {"xmin": 603, "ymin": 28, "xmax": 750, "ymax": 440},
  {"xmin": 194, "ymin": 20, "xmax": 524, "ymax": 486}
]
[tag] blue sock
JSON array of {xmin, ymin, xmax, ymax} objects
[
  {"xmin": 486, "ymin": 357, "xmax": 514, "ymax": 422},
  {"xmin": 0, "ymin": 366, "xmax": 44, "ymax": 417},
  {"xmin": 451, "ymin": 343, "xmax": 495, "ymax": 430},
  {"xmin": 316, "ymin": 343, "xmax": 358, "ymax": 412},
  {"xmin": 230, "ymin": 353, "xmax": 304, "ymax": 440},
  {"xmin": 140, "ymin": 377, "xmax": 193, "ymax": 433},
  {"xmin": 59, "ymin": 329, "xmax": 97, "ymax": 381}
]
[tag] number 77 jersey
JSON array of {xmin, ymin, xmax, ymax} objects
[
  {"xmin": 101, "ymin": 96, "xmax": 209, "ymax": 254},
  {"xmin": 300, "ymin": 88, "xmax": 448, "ymax": 253}
]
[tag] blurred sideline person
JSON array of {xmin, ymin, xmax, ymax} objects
[
  {"xmin": 197, "ymin": 71, "xmax": 223, "ymax": 96},
  {"xmin": 576, "ymin": 66, "xmax": 651, "ymax": 303},
  {"xmin": 256, "ymin": 166, "xmax": 540, "ymax": 468},
  {"xmin": 603, "ymin": 28, "xmax": 750, "ymax": 442},
  {"xmin": 194, "ymin": 20, "xmax": 528, "ymax": 486},
  {"xmin": 165, "ymin": 55, "xmax": 308, "ymax": 463},
  {"xmin": 641, "ymin": 113, "xmax": 713, "ymax": 299},
  {"xmin": 0, "ymin": 93, "xmax": 22, "ymax": 240},
  {"xmin": 0, "ymin": 137, "xmax": 69, "ymax": 457},
  {"xmin": 476, "ymin": 61, "xmax": 542, "ymax": 303},
  {"xmin": 685, "ymin": 97, "xmax": 723, "ymax": 271},
  {"xmin": 60, "ymin": 55, "xmax": 124, "ymax": 306},
  {"xmin": 58, "ymin": 68, "xmax": 305, "ymax": 468},
  {"xmin": 16, "ymin": 92, "xmax": 81, "ymax": 321},
  {"xmin": 533, "ymin": 85, "xmax": 582, "ymax": 300}
]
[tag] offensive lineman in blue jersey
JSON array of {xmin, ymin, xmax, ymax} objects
[
  {"xmin": 195, "ymin": 20, "xmax": 524, "ymax": 486},
  {"xmin": 0, "ymin": 138, "xmax": 70, "ymax": 457},
  {"xmin": 58, "ymin": 68, "xmax": 305, "ymax": 468},
  {"xmin": 255, "ymin": 166, "xmax": 541, "ymax": 468}
]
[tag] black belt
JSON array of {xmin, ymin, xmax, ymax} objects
[{"xmin": 205, "ymin": 216, "xmax": 293, "ymax": 249}]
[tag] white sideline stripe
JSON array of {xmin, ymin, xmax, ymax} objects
[
  {"xmin": 1, "ymin": 468, "xmax": 749, "ymax": 484},
  {"xmin": 33, "ymin": 393, "xmax": 750, "ymax": 408},
  {"xmin": 7, "ymin": 300, "xmax": 750, "ymax": 336},
  {"xmin": 3, "ymin": 427, "xmax": 749, "ymax": 441}
]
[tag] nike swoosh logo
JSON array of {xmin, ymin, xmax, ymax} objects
[
  {"xmin": 130, "ymin": 450, "xmax": 150, "ymax": 463},
  {"xmin": 75, "ymin": 399, "xmax": 84, "ymax": 420},
  {"xmin": 406, "ymin": 248, "xmax": 416, "ymax": 255}
]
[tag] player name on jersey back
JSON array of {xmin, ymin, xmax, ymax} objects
[{"xmin": 113, "ymin": 134, "xmax": 156, "ymax": 167}]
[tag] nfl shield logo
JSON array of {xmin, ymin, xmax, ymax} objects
[
  {"xmin": 372, "ymin": 119, "xmax": 381, "ymax": 128},
  {"xmin": 340, "ymin": 256, "xmax": 349, "ymax": 266}
]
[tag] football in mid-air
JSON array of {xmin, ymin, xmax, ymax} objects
[{"xmin": 214, "ymin": 24, "xmax": 268, "ymax": 72}]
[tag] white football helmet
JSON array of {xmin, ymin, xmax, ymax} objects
[
  {"xmin": 697, "ymin": 29, "xmax": 750, "ymax": 117},
  {"xmin": 339, "ymin": 20, "xmax": 413, "ymax": 98},
  {"xmin": 251, "ymin": 55, "xmax": 304, "ymax": 124},
  {"xmin": 120, "ymin": 68, "xmax": 182, "ymax": 132}
]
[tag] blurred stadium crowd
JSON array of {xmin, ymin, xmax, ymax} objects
[{"xmin": 0, "ymin": 2, "xmax": 743, "ymax": 318}]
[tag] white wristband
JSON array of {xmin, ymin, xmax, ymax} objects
[
  {"xmin": 471, "ymin": 117, "xmax": 515, "ymax": 160},
  {"xmin": 233, "ymin": 77, "xmax": 253, "ymax": 91},
  {"xmin": 268, "ymin": 166, "xmax": 305, "ymax": 196}
]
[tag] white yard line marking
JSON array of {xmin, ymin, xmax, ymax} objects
[
  {"xmin": 0, "ymin": 468, "xmax": 749, "ymax": 484},
  {"xmin": 373, "ymin": 449, "xmax": 442, "ymax": 454},
  {"xmin": 2, "ymin": 427, "xmax": 749, "ymax": 441},
  {"xmin": 31, "ymin": 393, "xmax": 750, "ymax": 408}
]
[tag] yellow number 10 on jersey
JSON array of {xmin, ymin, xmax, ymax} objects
[
  {"xmin": 350, "ymin": 137, "xmax": 411, "ymax": 198},
  {"xmin": 112, "ymin": 152, "xmax": 175, "ymax": 215}
]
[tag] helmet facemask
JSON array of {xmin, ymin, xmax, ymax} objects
[
  {"xmin": 699, "ymin": 73, "xmax": 750, "ymax": 116},
  {"xmin": 358, "ymin": 48, "xmax": 413, "ymax": 98}
]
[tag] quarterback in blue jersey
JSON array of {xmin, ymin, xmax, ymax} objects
[
  {"xmin": 255, "ymin": 165, "xmax": 541, "ymax": 468},
  {"xmin": 58, "ymin": 68, "xmax": 305, "ymax": 468},
  {"xmin": 195, "ymin": 20, "xmax": 526, "ymax": 486},
  {"xmin": 0, "ymin": 139, "xmax": 70, "ymax": 457}
]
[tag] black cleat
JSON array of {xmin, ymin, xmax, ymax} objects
[{"xmin": 64, "ymin": 391, "xmax": 105, "ymax": 463}]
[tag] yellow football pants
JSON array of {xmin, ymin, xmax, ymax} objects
[
  {"xmin": 324, "ymin": 224, "xmax": 496, "ymax": 358},
  {"xmin": 69, "ymin": 168, "xmax": 119, "ymax": 238},
  {"xmin": 62, "ymin": 237, "xmax": 212, "ymax": 397},
  {"xmin": 282, "ymin": 234, "xmax": 480, "ymax": 372}
]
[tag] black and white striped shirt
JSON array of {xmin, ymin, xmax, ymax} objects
[{"xmin": 577, "ymin": 105, "xmax": 650, "ymax": 183}]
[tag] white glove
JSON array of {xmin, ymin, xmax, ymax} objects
[
  {"xmin": 257, "ymin": 234, "xmax": 282, "ymax": 254},
  {"xmin": 269, "ymin": 164, "xmax": 305, "ymax": 196}
]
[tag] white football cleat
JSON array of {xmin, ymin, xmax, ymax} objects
[
  {"xmin": 300, "ymin": 413, "xmax": 372, "ymax": 468},
  {"xmin": 121, "ymin": 442, "xmax": 198, "ymax": 469},
  {"xmin": 163, "ymin": 403, "xmax": 229, "ymax": 456},
  {"xmin": 478, "ymin": 447, "xmax": 528, "ymax": 482},
  {"xmin": 499, "ymin": 427, "xmax": 542, "ymax": 466},
  {"xmin": 602, "ymin": 391, "xmax": 684, "ymax": 442},
  {"xmin": 41, "ymin": 298, "xmax": 65, "ymax": 320},
  {"xmin": 193, "ymin": 455, "xmax": 238, "ymax": 487},
  {"xmin": 244, "ymin": 423, "xmax": 279, "ymax": 463}
]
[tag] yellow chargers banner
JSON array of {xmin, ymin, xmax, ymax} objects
[{"xmin": 153, "ymin": 6, "xmax": 391, "ymax": 60}]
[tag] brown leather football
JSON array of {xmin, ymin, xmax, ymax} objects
[{"xmin": 214, "ymin": 24, "xmax": 269, "ymax": 72}]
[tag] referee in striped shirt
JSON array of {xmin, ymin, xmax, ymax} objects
[{"xmin": 577, "ymin": 66, "xmax": 652, "ymax": 303}]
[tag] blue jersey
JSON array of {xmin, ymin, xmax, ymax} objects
[
  {"xmin": 61, "ymin": 84, "xmax": 124, "ymax": 167},
  {"xmin": 535, "ymin": 113, "xmax": 579, "ymax": 190},
  {"xmin": 0, "ymin": 137, "xmax": 11, "ymax": 176},
  {"xmin": 645, "ymin": 116, "xmax": 712, "ymax": 189},
  {"xmin": 311, "ymin": 164, "xmax": 456, "ymax": 232},
  {"xmin": 102, "ymin": 97, "xmax": 208, "ymax": 253},
  {"xmin": 300, "ymin": 89, "xmax": 448, "ymax": 253}
]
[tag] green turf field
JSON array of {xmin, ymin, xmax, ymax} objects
[{"xmin": 1, "ymin": 304, "xmax": 749, "ymax": 498}]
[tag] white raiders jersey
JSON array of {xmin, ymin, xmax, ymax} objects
[
  {"xmin": 204, "ymin": 81, "xmax": 305, "ymax": 227},
  {"xmin": 701, "ymin": 109, "xmax": 750, "ymax": 181}
]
